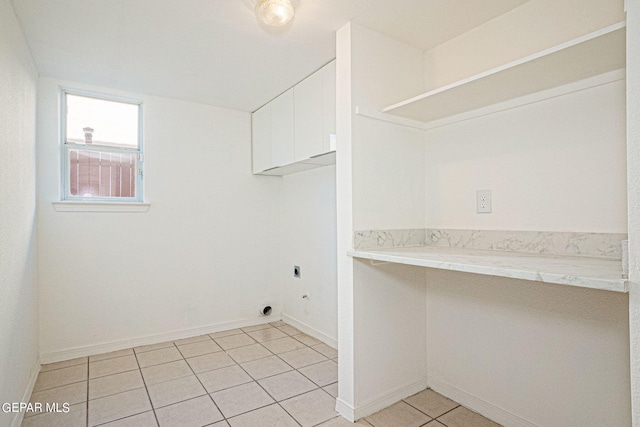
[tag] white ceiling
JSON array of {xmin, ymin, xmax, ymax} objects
[{"xmin": 11, "ymin": 0, "xmax": 528, "ymax": 112}]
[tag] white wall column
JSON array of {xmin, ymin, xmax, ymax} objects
[
  {"xmin": 335, "ymin": 22, "xmax": 356, "ymax": 420},
  {"xmin": 627, "ymin": 0, "xmax": 640, "ymax": 424}
]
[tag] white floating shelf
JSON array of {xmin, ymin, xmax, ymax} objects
[
  {"xmin": 382, "ymin": 22, "xmax": 626, "ymax": 124},
  {"xmin": 348, "ymin": 246, "xmax": 627, "ymax": 293}
]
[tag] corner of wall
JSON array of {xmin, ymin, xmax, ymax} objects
[{"xmin": 0, "ymin": 0, "xmax": 40, "ymax": 422}]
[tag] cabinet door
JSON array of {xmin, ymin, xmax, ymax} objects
[
  {"xmin": 252, "ymin": 104, "xmax": 271, "ymax": 174},
  {"xmin": 294, "ymin": 69, "xmax": 324, "ymax": 161},
  {"xmin": 270, "ymin": 88, "xmax": 295, "ymax": 167},
  {"xmin": 322, "ymin": 60, "xmax": 336, "ymax": 152}
]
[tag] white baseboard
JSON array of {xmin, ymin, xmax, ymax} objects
[
  {"xmin": 335, "ymin": 398, "xmax": 356, "ymax": 422},
  {"xmin": 281, "ymin": 313, "xmax": 337, "ymax": 348},
  {"xmin": 428, "ymin": 377, "xmax": 539, "ymax": 427},
  {"xmin": 11, "ymin": 356, "xmax": 41, "ymax": 427},
  {"xmin": 40, "ymin": 316, "xmax": 279, "ymax": 364},
  {"xmin": 356, "ymin": 377, "xmax": 428, "ymax": 419},
  {"xmin": 336, "ymin": 376, "xmax": 428, "ymax": 421}
]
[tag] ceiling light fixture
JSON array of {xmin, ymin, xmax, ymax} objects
[{"xmin": 255, "ymin": 0, "xmax": 295, "ymax": 27}]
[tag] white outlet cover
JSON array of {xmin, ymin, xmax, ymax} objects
[{"xmin": 477, "ymin": 190, "xmax": 492, "ymax": 213}]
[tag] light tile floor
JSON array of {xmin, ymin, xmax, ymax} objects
[{"xmin": 23, "ymin": 321, "xmax": 500, "ymax": 427}]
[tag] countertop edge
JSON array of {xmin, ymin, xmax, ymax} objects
[{"xmin": 347, "ymin": 249, "xmax": 628, "ymax": 293}]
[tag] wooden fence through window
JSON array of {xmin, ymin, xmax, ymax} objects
[{"xmin": 69, "ymin": 150, "xmax": 136, "ymax": 198}]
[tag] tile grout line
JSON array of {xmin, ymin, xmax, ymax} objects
[
  {"xmin": 208, "ymin": 330, "xmax": 245, "ymax": 340},
  {"xmin": 31, "ymin": 378, "xmax": 88, "ymax": 393},
  {"xmin": 228, "ymin": 325, "xmax": 339, "ymax": 426},
  {"xmin": 173, "ymin": 335, "xmax": 212, "ymax": 346},
  {"xmin": 213, "ymin": 325, "xmax": 309, "ymax": 425},
  {"xmin": 27, "ymin": 323, "xmax": 337, "ymax": 427},
  {"xmin": 20, "ymin": 374, "xmax": 86, "ymax": 421},
  {"xmin": 171, "ymin": 341, "xmax": 229, "ymax": 425},
  {"xmin": 88, "ymin": 367, "xmax": 141, "ymax": 381},
  {"xmin": 399, "ymin": 397, "xmax": 463, "ymax": 427},
  {"xmin": 273, "ymin": 346, "xmax": 330, "ymax": 374},
  {"xmin": 294, "ymin": 359, "xmax": 338, "ymax": 390},
  {"xmin": 243, "ymin": 346, "xmax": 332, "ymax": 382},
  {"xmin": 37, "ymin": 325, "xmax": 301, "ymax": 372},
  {"xmin": 257, "ymin": 340, "xmax": 329, "ymax": 381},
  {"xmin": 134, "ymin": 344, "xmax": 175, "ymax": 355},
  {"xmin": 229, "ymin": 342, "xmax": 304, "ymax": 427},
  {"xmin": 212, "ymin": 331, "xmax": 261, "ymax": 352},
  {"xmin": 89, "ymin": 385, "xmax": 148, "ymax": 404},
  {"xmin": 129, "ymin": 348, "xmax": 228, "ymax": 412},
  {"xmin": 93, "ymin": 411, "xmax": 156, "ymax": 427},
  {"xmin": 363, "ymin": 393, "xmax": 460, "ymax": 427},
  {"xmin": 433, "ymin": 404, "xmax": 461, "ymax": 423},
  {"xmin": 87, "ymin": 362, "xmax": 191, "ymax": 401},
  {"xmin": 89, "ymin": 353, "xmax": 133, "ymax": 363},
  {"xmin": 205, "ymin": 352, "xmax": 278, "ymax": 422},
  {"xmin": 30, "ymin": 338, "xmax": 333, "ymax": 396},
  {"xmin": 365, "ymin": 416, "xmax": 379, "ymax": 427},
  {"xmin": 86, "ymin": 360, "xmax": 90, "ymax": 427},
  {"xmin": 276, "ymin": 346, "xmax": 331, "ymax": 360},
  {"xmin": 400, "ymin": 398, "xmax": 439, "ymax": 421},
  {"xmin": 261, "ymin": 338, "xmax": 340, "ymax": 425},
  {"xmin": 131, "ymin": 343, "xmax": 161, "ymax": 427},
  {"xmin": 133, "ymin": 331, "xmax": 274, "ymax": 384},
  {"xmin": 39, "ymin": 359, "xmax": 88, "ymax": 373}
]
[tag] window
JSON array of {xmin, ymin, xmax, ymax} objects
[{"xmin": 61, "ymin": 90, "xmax": 143, "ymax": 202}]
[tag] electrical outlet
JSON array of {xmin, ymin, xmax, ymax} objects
[
  {"xmin": 294, "ymin": 265, "xmax": 301, "ymax": 278},
  {"xmin": 477, "ymin": 190, "xmax": 492, "ymax": 213}
]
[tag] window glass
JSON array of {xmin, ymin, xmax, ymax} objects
[
  {"xmin": 66, "ymin": 94, "xmax": 139, "ymax": 148},
  {"xmin": 68, "ymin": 149, "xmax": 137, "ymax": 198},
  {"xmin": 62, "ymin": 90, "xmax": 143, "ymax": 202}
]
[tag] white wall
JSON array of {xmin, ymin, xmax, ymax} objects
[
  {"xmin": 420, "ymin": 1, "xmax": 631, "ymax": 425},
  {"xmin": 422, "ymin": 0, "xmax": 627, "ymax": 234},
  {"xmin": 351, "ymin": 23, "xmax": 425, "ymax": 231},
  {"xmin": 423, "ymin": 0, "xmax": 625, "ymax": 92},
  {"xmin": 336, "ymin": 1, "xmax": 632, "ymax": 424},
  {"xmin": 424, "ymin": 79, "xmax": 627, "ymax": 232},
  {"xmin": 354, "ymin": 261, "xmax": 426, "ymax": 407},
  {"xmin": 426, "ymin": 270, "xmax": 630, "ymax": 427},
  {"xmin": 37, "ymin": 77, "xmax": 284, "ymax": 360},
  {"xmin": 626, "ymin": 0, "xmax": 640, "ymax": 424},
  {"xmin": 336, "ymin": 22, "xmax": 429, "ymax": 420},
  {"xmin": 280, "ymin": 166, "xmax": 337, "ymax": 344},
  {"xmin": 353, "ymin": 117, "xmax": 425, "ymax": 231},
  {"xmin": 0, "ymin": 0, "xmax": 39, "ymax": 424},
  {"xmin": 336, "ymin": 22, "xmax": 356, "ymax": 411}
]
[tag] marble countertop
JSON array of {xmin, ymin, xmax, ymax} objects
[{"xmin": 348, "ymin": 246, "xmax": 627, "ymax": 293}]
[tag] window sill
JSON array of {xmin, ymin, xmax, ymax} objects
[{"xmin": 52, "ymin": 201, "xmax": 150, "ymax": 213}]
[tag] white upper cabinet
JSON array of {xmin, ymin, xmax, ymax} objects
[
  {"xmin": 294, "ymin": 68, "xmax": 324, "ymax": 161},
  {"xmin": 252, "ymin": 60, "xmax": 336, "ymax": 175},
  {"xmin": 270, "ymin": 88, "xmax": 295, "ymax": 167},
  {"xmin": 251, "ymin": 103, "xmax": 271, "ymax": 174},
  {"xmin": 322, "ymin": 60, "xmax": 337, "ymax": 152}
]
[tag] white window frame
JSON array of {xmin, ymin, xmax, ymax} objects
[{"xmin": 60, "ymin": 87, "xmax": 144, "ymax": 203}]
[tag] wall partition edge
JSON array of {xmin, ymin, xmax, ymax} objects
[{"xmin": 626, "ymin": 0, "xmax": 640, "ymax": 425}]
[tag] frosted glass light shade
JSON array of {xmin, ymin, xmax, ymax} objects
[{"xmin": 255, "ymin": 0, "xmax": 295, "ymax": 27}]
